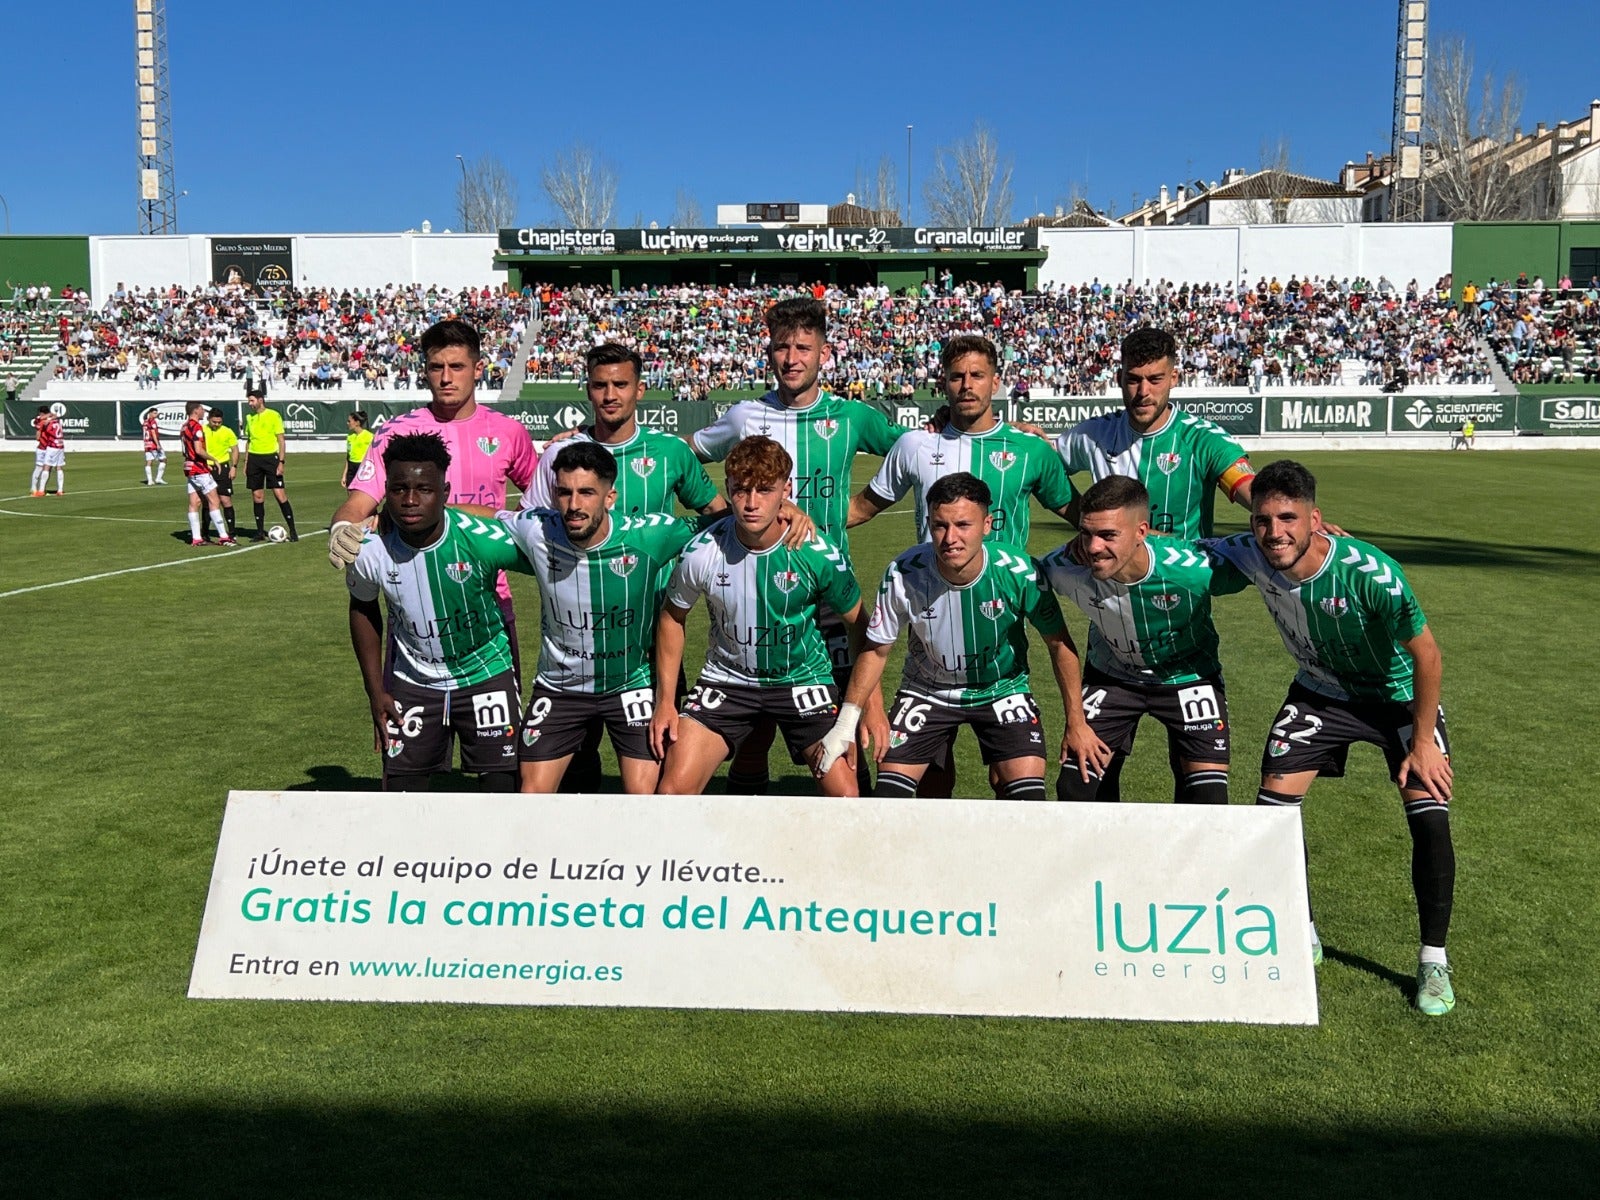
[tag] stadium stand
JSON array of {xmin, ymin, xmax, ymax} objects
[
  {"xmin": 523, "ymin": 276, "xmax": 1495, "ymax": 399},
  {"xmin": 1478, "ymin": 279, "xmax": 1600, "ymax": 385}
]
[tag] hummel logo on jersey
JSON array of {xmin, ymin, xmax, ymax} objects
[
  {"xmin": 445, "ymin": 561, "xmax": 473, "ymax": 583},
  {"xmin": 1319, "ymin": 596, "xmax": 1349, "ymax": 618},
  {"xmin": 1151, "ymin": 592, "xmax": 1182, "ymax": 611},
  {"xmin": 979, "ymin": 598, "xmax": 1005, "ymax": 620},
  {"xmin": 386, "ymin": 569, "xmax": 401, "ymax": 584},
  {"xmin": 814, "ymin": 418, "xmax": 840, "ymax": 440},
  {"xmin": 1156, "ymin": 451, "xmax": 1182, "ymax": 475},
  {"xmin": 611, "ymin": 552, "xmax": 639, "ymax": 578},
  {"xmin": 631, "ymin": 456, "xmax": 657, "ymax": 478},
  {"xmin": 477, "ymin": 436, "xmax": 501, "ymax": 456},
  {"xmin": 716, "ymin": 572, "xmax": 731, "ymax": 587},
  {"xmin": 921, "ymin": 605, "xmax": 939, "ymax": 619},
  {"xmin": 772, "ymin": 569, "xmax": 801, "ymax": 594},
  {"xmin": 989, "ymin": 449, "xmax": 1017, "ymax": 472},
  {"xmin": 930, "ymin": 451, "xmax": 945, "ymax": 465}
]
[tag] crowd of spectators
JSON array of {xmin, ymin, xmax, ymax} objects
[
  {"xmin": 1472, "ymin": 274, "xmax": 1600, "ymax": 385},
  {"xmin": 526, "ymin": 274, "xmax": 1493, "ymax": 398},
  {"xmin": 43, "ymin": 283, "xmax": 530, "ymax": 390}
]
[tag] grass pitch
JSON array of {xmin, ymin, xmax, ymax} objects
[{"xmin": 1, "ymin": 448, "xmax": 1596, "ymax": 1197}]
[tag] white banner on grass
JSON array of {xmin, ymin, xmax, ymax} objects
[{"xmin": 189, "ymin": 791, "xmax": 1317, "ymax": 1025}]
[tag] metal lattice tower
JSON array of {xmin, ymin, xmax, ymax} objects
[
  {"xmin": 1389, "ymin": 0, "xmax": 1428, "ymax": 222},
  {"xmin": 134, "ymin": 0, "xmax": 176, "ymax": 234}
]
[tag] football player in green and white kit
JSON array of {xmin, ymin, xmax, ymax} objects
[
  {"xmin": 1054, "ymin": 326, "xmax": 1256, "ymax": 539},
  {"xmin": 1206, "ymin": 460, "xmax": 1458, "ymax": 1016},
  {"xmin": 652, "ymin": 436, "xmax": 870, "ymax": 798},
  {"xmin": 497, "ymin": 442, "xmax": 695, "ymax": 796},
  {"xmin": 692, "ymin": 296, "xmax": 904, "ymax": 794},
  {"xmin": 848, "ymin": 333, "xmax": 1078, "ymax": 547},
  {"xmin": 1040, "ymin": 475, "xmax": 1245, "ymax": 805},
  {"xmin": 346, "ymin": 433, "xmax": 530, "ymax": 793},
  {"xmin": 817, "ymin": 473, "xmax": 1099, "ymax": 801},
  {"xmin": 521, "ymin": 341, "xmax": 727, "ymax": 793}
]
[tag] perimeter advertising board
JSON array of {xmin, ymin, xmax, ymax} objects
[
  {"xmin": 190, "ymin": 791, "xmax": 1317, "ymax": 1025},
  {"xmin": 210, "ymin": 238, "xmax": 294, "ymax": 291}
]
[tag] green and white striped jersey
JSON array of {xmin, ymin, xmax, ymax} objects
[
  {"xmin": 1205, "ymin": 533, "xmax": 1429, "ymax": 702},
  {"xmin": 521, "ymin": 424, "xmax": 718, "ymax": 519},
  {"xmin": 1040, "ymin": 540, "xmax": 1245, "ymax": 685},
  {"xmin": 666, "ymin": 517, "xmax": 862, "ymax": 688},
  {"xmin": 498, "ymin": 509, "xmax": 695, "ymax": 695},
  {"xmin": 867, "ymin": 420, "xmax": 1078, "ymax": 549},
  {"xmin": 869, "ymin": 544, "xmax": 1067, "ymax": 706},
  {"xmin": 692, "ymin": 390, "xmax": 902, "ymax": 559},
  {"xmin": 346, "ymin": 511, "xmax": 531, "ymax": 689},
  {"xmin": 1055, "ymin": 406, "xmax": 1253, "ymax": 538}
]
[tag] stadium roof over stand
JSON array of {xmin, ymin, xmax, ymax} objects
[{"xmin": 494, "ymin": 225, "xmax": 1046, "ymax": 291}]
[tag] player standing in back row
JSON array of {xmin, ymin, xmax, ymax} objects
[
  {"xmin": 30, "ymin": 406, "xmax": 65, "ymax": 497},
  {"xmin": 1205, "ymin": 460, "xmax": 1458, "ymax": 1016},
  {"xmin": 690, "ymin": 297, "xmax": 903, "ymax": 794}
]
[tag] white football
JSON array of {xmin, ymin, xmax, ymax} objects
[{"xmin": 266, "ymin": 525, "xmax": 289, "ymax": 543}]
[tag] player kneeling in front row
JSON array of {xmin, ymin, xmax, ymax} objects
[
  {"xmin": 1039, "ymin": 475, "xmax": 1239, "ymax": 804},
  {"xmin": 652, "ymin": 436, "xmax": 867, "ymax": 797},
  {"xmin": 345, "ymin": 432, "xmax": 526, "ymax": 793},
  {"xmin": 818, "ymin": 472, "xmax": 1097, "ymax": 800},
  {"xmin": 493, "ymin": 442, "xmax": 694, "ymax": 794},
  {"xmin": 1206, "ymin": 459, "xmax": 1458, "ymax": 1015}
]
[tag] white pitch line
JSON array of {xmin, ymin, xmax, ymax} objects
[
  {"xmin": 0, "ymin": 529, "xmax": 330, "ymax": 600},
  {"xmin": 0, "ymin": 507, "xmax": 171, "ymax": 524},
  {"xmin": 0, "ymin": 484, "xmax": 161, "ymax": 503}
]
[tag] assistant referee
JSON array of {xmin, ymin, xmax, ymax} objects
[
  {"xmin": 243, "ymin": 382, "xmax": 299, "ymax": 542},
  {"xmin": 343, "ymin": 410, "xmax": 374, "ymax": 488}
]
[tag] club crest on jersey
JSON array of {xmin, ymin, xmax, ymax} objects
[
  {"xmin": 1156, "ymin": 451, "xmax": 1182, "ymax": 475},
  {"xmin": 979, "ymin": 598, "xmax": 1005, "ymax": 621},
  {"xmin": 477, "ymin": 436, "xmax": 501, "ymax": 456},
  {"xmin": 1268, "ymin": 738, "xmax": 1291, "ymax": 758},
  {"xmin": 814, "ymin": 418, "xmax": 840, "ymax": 441},
  {"xmin": 890, "ymin": 731, "xmax": 909, "ymax": 748},
  {"xmin": 772, "ymin": 569, "xmax": 801, "ymax": 594},
  {"xmin": 988, "ymin": 449, "xmax": 1017, "ymax": 472},
  {"xmin": 1151, "ymin": 592, "xmax": 1182, "ymax": 612},
  {"xmin": 386, "ymin": 741, "xmax": 405, "ymax": 758},
  {"xmin": 522, "ymin": 727, "xmax": 541, "ymax": 746},
  {"xmin": 1319, "ymin": 596, "xmax": 1349, "ymax": 618},
  {"xmin": 610, "ymin": 552, "xmax": 639, "ymax": 578},
  {"xmin": 630, "ymin": 456, "xmax": 657, "ymax": 478},
  {"xmin": 445, "ymin": 560, "xmax": 473, "ymax": 583},
  {"xmin": 356, "ymin": 458, "xmax": 377, "ymax": 482}
]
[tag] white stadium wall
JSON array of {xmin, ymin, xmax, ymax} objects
[
  {"xmin": 88, "ymin": 233, "xmax": 503, "ymax": 298},
  {"xmin": 1038, "ymin": 223, "xmax": 1453, "ymax": 289}
]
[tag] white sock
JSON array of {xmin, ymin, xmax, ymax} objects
[
  {"xmin": 1308, "ymin": 921, "xmax": 1320, "ymax": 946},
  {"xmin": 1419, "ymin": 944, "xmax": 1448, "ymax": 966},
  {"xmin": 54, "ymin": 469, "xmax": 65, "ymax": 491},
  {"xmin": 210, "ymin": 509, "xmax": 230, "ymax": 539},
  {"xmin": 145, "ymin": 465, "xmax": 153, "ymax": 483},
  {"xmin": 188, "ymin": 511, "xmax": 203, "ymax": 540},
  {"xmin": 156, "ymin": 463, "xmax": 165, "ymax": 482},
  {"xmin": 31, "ymin": 468, "xmax": 44, "ymax": 491}
]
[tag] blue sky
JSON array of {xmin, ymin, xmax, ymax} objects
[{"xmin": 4, "ymin": 1, "xmax": 1592, "ymax": 235}]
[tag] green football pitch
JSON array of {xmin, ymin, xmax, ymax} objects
[{"xmin": 2, "ymin": 448, "xmax": 1596, "ymax": 1196}]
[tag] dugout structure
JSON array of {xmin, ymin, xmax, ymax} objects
[{"xmin": 495, "ymin": 225, "xmax": 1046, "ymax": 293}]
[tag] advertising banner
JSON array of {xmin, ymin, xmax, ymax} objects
[
  {"xmin": 5, "ymin": 398, "xmax": 118, "ymax": 439},
  {"xmin": 1517, "ymin": 395, "xmax": 1600, "ymax": 434},
  {"xmin": 1013, "ymin": 396, "xmax": 1263, "ymax": 437},
  {"xmin": 1389, "ymin": 395, "xmax": 1516, "ymax": 434},
  {"xmin": 210, "ymin": 238, "xmax": 294, "ymax": 291},
  {"xmin": 1262, "ymin": 396, "xmax": 1384, "ymax": 434},
  {"xmin": 190, "ymin": 791, "xmax": 1318, "ymax": 1025},
  {"xmin": 500, "ymin": 226, "xmax": 1040, "ymax": 255}
]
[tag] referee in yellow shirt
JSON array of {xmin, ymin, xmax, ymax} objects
[
  {"xmin": 343, "ymin": 410, "xmax": 374, "ymax": 488},
  {"xmin": 204, "ymin": 406, "xmax": 241, "ymax": 538},
  {"xmin": 242, "ymin": 383, "xmax": 298, "ymax": 542}
]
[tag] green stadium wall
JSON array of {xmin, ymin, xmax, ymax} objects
[
  {"xmin": 1451, "ymin": 222, "xmax": 1600, "ymax": 293},
  {"xmin": 0, "ymin": 236, "xmax": 92, "ymax": 294}
]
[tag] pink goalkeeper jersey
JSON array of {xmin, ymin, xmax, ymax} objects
[{"xmin": 351, "ymin": 402, "xmax": 537, "ymax": 602}]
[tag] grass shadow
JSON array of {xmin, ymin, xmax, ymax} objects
[
  {"xmin": 1324, "ymin": 944, "xmax": 1415, "ymax": 1002},
  {"xmin": 1340, "ymin": 531, "xmax": 1600, "ymax": 571},
  {"xmin": 288, "ymin": 765, "xmax": 382, "ymax": 792}
]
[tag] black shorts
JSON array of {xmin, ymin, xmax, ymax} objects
[
  {"xmin": 382, "ymin": 670, "xmax": 521, "ymax": 778},
  {"xmin": 881, "ymin": 690, "xmax": 1047, "ymax": 768},
  {"xmin": 213, "ymin": 464, "xmax": 234, "ymax": 497},
  {"xmin": 1262, "ymin": 681, "xmax": 1451, "ymax": 790},
  {"xmin": 680, "ymin": 680, "xmax": 840, "ymax": 763},
  {"xmin": 342, "ymin": 460, "xmax": 362, "ymax": 489},
  {"xmin": 246, "ymin": 454, "xmax": 284, "ymax": 490},
  {"xmin": 519, "ymin": 683, "xmax": 655, "ymax": 763},
  {"xmin": 1070, "ymin": 668, "xmax": 1231, "ymax": 767}
]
